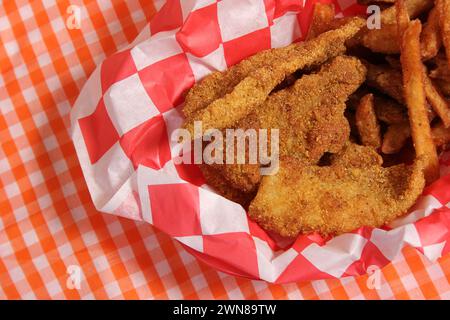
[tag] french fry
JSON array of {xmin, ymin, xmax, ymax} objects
[
  {"xmin": 400, "ymin": 20, "xmax": 440, "ymax": 184},
  {"xmin": 360, "ymin": 0, "xmax": 411, "ymax": 55},
  {"xmin": 362, "ymin": 0, "xmax": 433, "ymax": 54},
  {"xmin": 366, "ymin": 63, "xmax": 405, "ymax": 103},
  {"xmin": 306, "ymin": 3, "xmax": 335, "ymax": 40},
  {"xmin": 396, "ymin": 0, "xmax": 411, "ymax": 42},
  {"xmin": 380, "ymin": 113, "xmax": 439, "ymax": 154},
  {"xmin": 382, "ymin": 122, "xmax": 411, "ymax": 154},
  {"xmin": 374, "ymin": 96, "xmax": 408, "ymax": 124},
  {"xmin": 437, "ymin": 0, "xmax": 450, "ymax": 68},
  {"xmin": 421, "ymin": 7, "xmax": 442, "ymax": 60},
  {"xmin": 355, "ymin": 93, "xmax": 382, "ymax": 148},
  {"xmin": 381, "ymin": 0, "xmax": 433, "ymax": 23},
  {"xmin": 423, "ymin": 72, "xmax": 450, "ymax": 127},
  {"xmin": 381, "ymin": 110, "xmax": 439, "ymax": 153},
  {"xmin": 361, "ymin": 24, "xmax": 400, "ymax": 53}
]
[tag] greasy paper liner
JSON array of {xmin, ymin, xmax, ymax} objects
[{"xmin": 70, "ymin": 0, "xmax": 450, "ymax": 283}]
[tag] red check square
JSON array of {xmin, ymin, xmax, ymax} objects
[
  {"xmin": 176, "ymin": 3, "xmax": 222, "ymax": 57},
  {"xmin": 273, "ymin": 0, "xmax": 304, "ymax": 19},
  {"xmin": 223, "ymin": 28, "xmax": 271, "ymax": 67},
  {"xmin": 150, "ymin": 0, "xmax": 184, "ymax": 35},
  {"xmin": 120, "ymin": 115, "xmax": 171, "ymax": 170},
  {"xmin": 424, "ymin": 174, "xmax": 450, "ymax": 204},
  {"xmin": 138, "ymin": 54, "xmax": 195, "ymax": 113},
  {"xmin": 78, "ymin": 99, "xmax": 120, "ymax": 164},
  {"xmin": 415, "ymin": 207, "xmax": 450, "ymax": 247},
  {"xmin": 203, "ymin": 233, "xmax": 259, "ymax": 278},
  {"xmin": 149, "ymin": 183, "xmax": 202, "ymax": 237},
  {"xmin": 101, "ymin": 49, "xmax": 137, "ymax": 93}
]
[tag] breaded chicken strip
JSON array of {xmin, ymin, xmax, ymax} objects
[
  {"xmin": 198, "ymin": 164, "xmax": 256, "ymax": 209},
  {"xmin": 249, "ymin": 143, "xmax": 425, "ymax": 237},
  {"xmin": 205, "ymin": 116, "xmax": 262, "ymax": 193},
  {"xmin": 204, "ymin": 55, "xmax": 367, "ymax": 192},
  {"xmin": 183, "ymin": 18, "xmax": 365, "ymax": 134},
  {"xmin": 210, "ymin": 159, "xmax": 261, "ymax": 193},
  {"xmin": 255, "ymin": 55, "xmax": 366, "ymax": 161},
  {"xmin": 366, "ymin": 63, "xmax": 405, "ymax": 103}
]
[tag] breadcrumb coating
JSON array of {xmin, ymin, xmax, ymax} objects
[{"xmin": 249, "ymin": 143, "xmax": 425, "ymax": 237}]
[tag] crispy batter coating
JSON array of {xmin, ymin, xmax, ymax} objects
[
  {"xmin": 254, "ymin": 55, "xmax": 366, "ymax": 161},
  {"xmin": 248, "ymin": 143, "xmax": 425, "ymax": 237},
  {"xmin": 199, "ymin": 164, "xmax": 256, "ymax": 209},
  {"xmin": 205, "ymin": 56, "xmax": 367, "ymax": 192},
  {"xmin": 366, "ymin": 63, "xmax": 405, "ymax": 103},
  {"xmin": 182, "ymin": 18, "xmax": 365, "ymax": 134},
  {"xmin": 208, "ymin": 141, "xmax": 262, "ymax": 193},
  {"xmin": 362, "ymin": 24, "xmax": 400, "ymax": 54},
  {"xmin": 205, "ymin": 116, "xmax": 262, "ymax": 193}
]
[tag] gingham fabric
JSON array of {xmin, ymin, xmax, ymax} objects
[{"xmin": 1, "ymin": 0, "xmax": 450, "ymax": 299}]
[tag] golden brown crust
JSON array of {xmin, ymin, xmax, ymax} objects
[
  {"xmin": 199, "ymin": 164, "xmax": 256, "ymax": 208},
  {"xmin": 182, "ymin": 18, "xmax": 365, "ymax": 135},
  {"xmin": 255, "ymin": 55, "xmax": 367, "ymax": 161},
  {"xmin": 203, "ymin": 55, "xmax": 366, "ymax": 192},
  {"xmin": 362, "ymin": 24, "xmax": 400, "ymax": 54},
  {"xmin": 248, "ymin": 144, "xmax": 425, "ymax": 237}
]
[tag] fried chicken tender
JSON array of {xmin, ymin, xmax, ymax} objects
[
  {"xmin": 202, "ymin": 116, "xmax": 262, "ymax": 193},
  {"xmin": 182, "ymin": 18, "xmax": 365, "ymax": 135},
  {"xmin": 199, "ymin": 164, "xmax": 256, "ymax": 208},
  {"xmin": 248, "ymin": 143, "xmax": 425, "ymax": 237},
  {"xmin": 207, "ymin": 141, "xmax": 262, "ymax": 193},
  {"xmin": 366, "ymin": 63, "xmax": 405, "ymax": 103},
  {"xmin": 204, "ymin": 56, "xmax": 367, "ymax": 192},
  {"xmin": 255, "ymin": 55, "xmax": 367, "ymax": 161}
]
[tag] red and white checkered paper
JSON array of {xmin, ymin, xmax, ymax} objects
[{"xmin": 70, "ymin": 0, "xmax": 450, "ymax": 283}]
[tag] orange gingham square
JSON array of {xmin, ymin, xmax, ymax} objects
[{"xmin": 1, "ymin": 0, "xmax": 450, "ymax": 300}]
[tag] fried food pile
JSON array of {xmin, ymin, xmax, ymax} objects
[
  {"xmin": 182, "ymin": 0, "xmax": 450, "ymax": 237},
  {"xmin": 250, "ymin": 144, "xmax": 425, "ymax": 237}
]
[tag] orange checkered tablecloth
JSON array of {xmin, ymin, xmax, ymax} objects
[{"xmin": 1, "ymin": 0, "xmax": 450, "ymax": 300}]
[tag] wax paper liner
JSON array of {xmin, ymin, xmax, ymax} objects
[{"xmin": 70, "ymin": 0, "xmax": 450, "ymax": 283}]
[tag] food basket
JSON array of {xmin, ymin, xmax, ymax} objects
[{"xmin": 71, "ymin": 0, "xmax": 450, "ymax": 282}]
